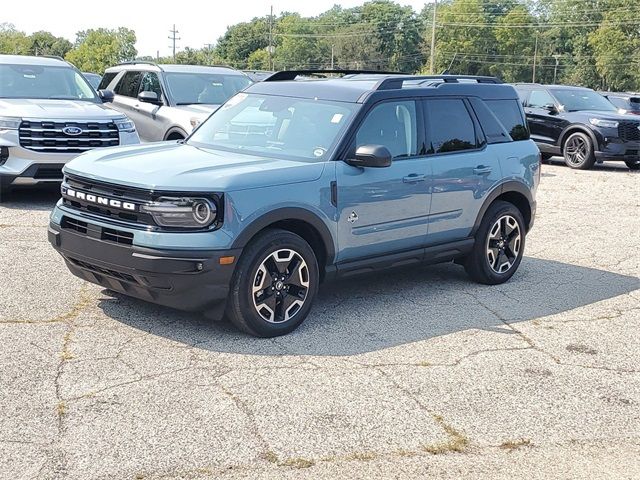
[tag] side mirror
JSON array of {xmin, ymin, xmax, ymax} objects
[
  {"xmin": 543, "ymin": 103, "xmax": 558, "ymax": 114},
  {"xmin": 98, "ymin": 89, "xmax": 114, "ymax": 103},
  {"xmin": 138, "ymin": 91, "xmax": 161, "ymax": 105},
  {"xmin": 347, "ymin": 145, "xmax": 393, "ymax": 168}
]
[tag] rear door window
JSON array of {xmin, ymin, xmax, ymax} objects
[{"xmin": 424, "ymin": 99, "xmax": 478, "ymax": 154}]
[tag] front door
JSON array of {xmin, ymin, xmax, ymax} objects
[
  {"xmin": 336, "ymin": 100, "xmax": 431, "ymax": 263},
  {"xmin": 134, "ymin": 72, "xmax": 166, "ymax": 142},
  {"xmin": 524, "ymin": 89, "xmax": 566, "ymax": 147}
]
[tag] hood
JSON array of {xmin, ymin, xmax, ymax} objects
[
  {"xmin": 0, "ymin": 98, "xmax": 125, "ymax": 120},
  {"xmin": 565, "ymin": 110, "xmax": 637, "ymax": 122},
  {"xmin": 63, "ymin": 142, "xmax": 325, "ymax": 192}
]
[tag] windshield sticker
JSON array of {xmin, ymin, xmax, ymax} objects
[{"xmin": 331, "ymin": 113, "xmax": 344, "ymax": 124}]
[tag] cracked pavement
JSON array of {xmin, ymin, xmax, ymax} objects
[{"xmin": 0, "ymin": 161, "xmax": 639, "ymax": 479}]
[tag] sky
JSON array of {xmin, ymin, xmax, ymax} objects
[{"xmin": 3, "ymin": 0, "xmax": 432, "ymax": 58}]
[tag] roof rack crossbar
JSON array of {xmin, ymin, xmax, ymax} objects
[
  {"xmin": 264, "ymin": 69, "xmax": 406, "ymax": 82},
  {"xmin": 375, "ymin": 75, "xmax": 502, "ymax": 90}
]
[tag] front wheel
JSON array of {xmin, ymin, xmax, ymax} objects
[
  {"xmin": 563, "ymin": 132, "xmax": 596, "ymax": 170},
  {"xmin": 225, "ymin": 229, "xmax": 319, "ymax": 337},
  {"xmin": 625, "ymin": 159, "xmax": 640, "ymax": 170},
  {"xmin": 464, "ymin": 201, "xmax": 526, "ymax": 285}
]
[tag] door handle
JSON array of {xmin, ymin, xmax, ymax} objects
[
  {"xmin": 473, "ymin": 165, "xmax": 492, "ymax": 175},
  {"xmin": 402, "ymin": 174, "xmax": 426, "ymax": 183}
]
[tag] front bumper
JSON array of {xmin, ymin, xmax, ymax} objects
[{"xmin": 48, "ymin": 221, "xmax": 241, "ymax": 315}]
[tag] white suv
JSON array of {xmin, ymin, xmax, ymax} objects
[
  {"xmin": 99, "ymin": 62, "xmax": 252, "ymax": 142},
  {"xmin": 0, "ymin": 55, "xmax": 140, "ymax": 199}
]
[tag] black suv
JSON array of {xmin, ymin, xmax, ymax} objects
[{"xmin": 514, "ymin": 84, "xmax": 640, "ymax": 170}]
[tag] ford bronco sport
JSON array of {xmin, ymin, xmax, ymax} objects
[
  {"xmin": 48, "ymin": 71, "xmax": 540, "ymax": 337},
  {"xmin": 0, "ymin": 55, "xmax": 140, "ymax": 199}
]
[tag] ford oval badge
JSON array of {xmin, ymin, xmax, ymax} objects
[{"xmin": 63, "ymin": 126, "xmax": 83, "ymax": 136}]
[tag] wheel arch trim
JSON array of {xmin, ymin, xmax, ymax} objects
[
  {"xmin": 471, "ymin": 181, "xmax": 534, "ymax": 235},
  {"xmin": 558, "ymin": 124, "xmax": 600, "ymax": 151},
  {"xmin": 230, "ymin": 207, "xmax": 336, "ymax": 266}
]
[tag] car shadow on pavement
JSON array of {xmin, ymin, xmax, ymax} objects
[
  {"xmin": 0, "ymin": 186, "xmax": 60, "ymax": 211},
  {"xmin": 98, "ymin": 257, "xmax": 640, "ymax": 356}
]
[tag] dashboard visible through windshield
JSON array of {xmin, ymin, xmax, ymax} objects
[{"xmin": 188, "ymin": 93, "xmax": 358, "ymax": 162}]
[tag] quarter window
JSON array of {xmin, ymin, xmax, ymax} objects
[
  {"xmin": 355, "ymin": 101, "xmax": 418, "ymax": 159},
  {"xmin": 527, "ymin": 90, "xmax": 555, "ymax": 108},
  {"xmin": 115, "ymin": 71, "xmax": 143, "ymax": 98},
  {"xmin": 425, "ymin": 99, "xmax": 477, "ymax": 153},
  {"xmin": 486, "ymin": 99, "xmax": 529, "ymax": 141}
]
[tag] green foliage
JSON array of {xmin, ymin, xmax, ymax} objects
[{"xmin": 65, "ymin": 28, "xmax": 136, "ymax": 74}]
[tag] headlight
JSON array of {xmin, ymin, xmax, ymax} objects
[
  {"xmin": 589, "ymin": 118, "xmax": 619, "ymax": 128},
  {"xmin": 114, "ymin": 118, "xmax": 136, "ymax": 133},
  {"xmin": 141, "ymin": 197, "xmax": 218, "ymax": 229},
  {"xmin": 0, "ymin": 116, "xmax": 21, "ymax": 130}
]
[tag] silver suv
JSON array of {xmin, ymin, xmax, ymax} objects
[
  {"xmin": 99, "ymin": 62, "xmax": 252, "ymax": 142},
  {"xmin": 0, "ymin": 55, "xmax": 140, "ymax": 199}
]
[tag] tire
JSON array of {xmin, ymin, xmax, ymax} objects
[
  {"xmin": 464, "ymin": 201, "xmax": 526, "ymax": 285},
  {"xmin": 625, "ymin": 159, "xmax": 640, "ymax": 170},
  {"xmin": 562, "ymin": 132, "xmax": 596, "ymax": 170},
  {"xmin": 225, "ymin": 229, "xmax": 319, "ymax": 337}
]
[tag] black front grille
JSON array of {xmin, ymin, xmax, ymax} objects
[
  {"xmin": 102, "ymin": 228, "xmax": 134, "ymax": 245},
  {"xmin": 69, "ymin": 257, "xmax": 137, "ymax": 283},
  {"xmin": 33, "ymin": 166, "xmax": 64, "ymax": 179},
  {"xmin": 618, "ymin": 121, "xmax": 640, "ymax": 142},
  {"xmin": 61, "ymin": 216, "xmax": 88, "ymax": 234},
  {"xmin": 19, "ymin": 120, "xmax": 119, "ymax": 153}
]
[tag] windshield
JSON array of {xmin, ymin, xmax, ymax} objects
[
  {"xmin": 165, "ymin": 72, "xmax": 252, "ymax": 105},
  {"xmin": 553, "ymin": 89, "xmax": 617, "ymax": 112},
  {"xmin": 0, "ymin": 64, "xmax": 98, "ymax": 101},
  {"xmin": 189, "ymin": 93, "xmax": 358, "ymax": 162}
]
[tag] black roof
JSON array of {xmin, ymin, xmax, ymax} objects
[{"xmin": 245, "ymin": 72, "xmax": 519, "ymax": 104}]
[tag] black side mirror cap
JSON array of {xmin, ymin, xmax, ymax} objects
[
  {"xmin": 98, "ymin": 89, "xmax": 114, "ymax": 103},
  {"xmin": 138, "ymin": 91, "xmax": 161, "ymax": 105},
  {"xmin": 347, "ymin": 144, "xmax": 393, "ymax": 168}
]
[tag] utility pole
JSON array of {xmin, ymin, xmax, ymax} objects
[
  {"xmin": 532, "ymin": 33, "xmax": 539, "ymax": 83},
  {"xmin": 330, "ymin": 45, "xmax": 334, "ymax": 69},
  {"xmin": 552, "ymin": 54, "xmax": 560, "ymax": 84},
  {"xmin": 429, "ymin": 0, "xmax": 437, "ymax": 74},
  {"xmin": 268, "ymin": 6, "xmax": 274, "ymax": 71},
  {"xmin": 168, "ymin": 24, "xmax": 180, "ymax": 62}
]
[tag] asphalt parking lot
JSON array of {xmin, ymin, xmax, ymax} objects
[{"xmin": 1, "ymin": 160, "xmax": 639, "ymax": 479}]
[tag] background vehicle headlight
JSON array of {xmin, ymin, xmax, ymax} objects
[
  {"xmin": 589, "ymin": 118, "xmax": 619, "ymax": 128},
  {"xmin": 114, "ymin": 118, "xmax": 136, "ymax": 133},
  {"xmin": 0, "ymin": 116, "xmax": 21, "ymax": 130},
  {"xmin": 141, "ymin": 197, "xmax": 218, "ymax": 228}
]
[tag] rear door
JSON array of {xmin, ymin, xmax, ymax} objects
[
  {"xmin": 423, "ymin": 98, "xmax": 501, "ymax": 244},
  {"xmin": 336, "ymin": 99, "xmax": 432, "ymax": 263}
]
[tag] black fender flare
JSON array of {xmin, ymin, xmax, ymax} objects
[
  {"xmin": 230, "ymin": 207, "xmax": 336, "ymax": 265},
  {"xmin": 164, "ymin": 127, "xmax": 188, "ymax": 140},
  {"xmin": 471, "ymin": 181, "xmax": 534, "ymax": 235},
  {"xmin": 557, "ymin": 124, "xmax": 600, "ymax": 151}
]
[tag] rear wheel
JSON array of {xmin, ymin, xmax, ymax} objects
[
  {"xmin": 625, "ymin": 159, "xmax": 640, "ymax": 170},
  {"xmin": 225, "ymin": 229, "xmax": 319, "ymax": 337},
  {"xmin": 464, "ymin": 201, "xmax": 526, "ymax": 285},
  {"xmin": 563, "ymin": 132, "xmax": 596, "ymax": 170}
]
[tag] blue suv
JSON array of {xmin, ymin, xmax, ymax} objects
[{"xmin": 48, "ymin": 71, "xmax": 540, "ymax": 337}]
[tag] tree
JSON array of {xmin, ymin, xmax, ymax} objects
[
  {"xmin": 273, "ymin": 14, "xmax": 329, "ymax": 69},
  {"xmin": 65, "ymin": 28, "xmax": 137, "ymax": 73},
  {"xmin": 0, "ymin": 23, "xmax": 30, "ymax": 55},
  {"xmin": 28, "ymin": 31, "xmax": 72, "ymax": 58},
  {"xmin": 494, "ymin": 5, "xmax": 536, "ymax": 82},
  {"xmin": 215, "ymin": 17, "xmax": 269, "ymax": 68}
]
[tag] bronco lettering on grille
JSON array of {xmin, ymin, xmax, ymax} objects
[{"xmin": 62, "ymin": 187, "xmax": 137, "ymax": 211}]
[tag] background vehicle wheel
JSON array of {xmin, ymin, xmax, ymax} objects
[
  {"xmin": 625, "ymin": 159, "xmax": 640, "ymax": 170},
  {"xmin": 562, "ymin": 132, "xmax": 596, "ymax": 170},
  {"xmin": 226, "ymin": 229, "xmax": 319, "ymax": 337},
  {"xmin": 464, "ymin": 201, "xmax": 526, "ymax": 285}
]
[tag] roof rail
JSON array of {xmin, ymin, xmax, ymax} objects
[
  {"xmin": 115, "ymin": 60, "xmax": 164, "ymax": 71},
  {"xmin": 264, "ymin": 69, "xmax": 406, "ymax": 82},
  {"xmin": 38, "ymin": 55, "xmax": 65, "ymax": 61},
  {"xmin": 376, "ymin": 75, "xmax": 501, "ymax": 90}
]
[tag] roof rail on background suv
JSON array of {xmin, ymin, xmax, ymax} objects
[{"xmin": 264, "ymin": 69, "xmax": 407, "ymax": 81}]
